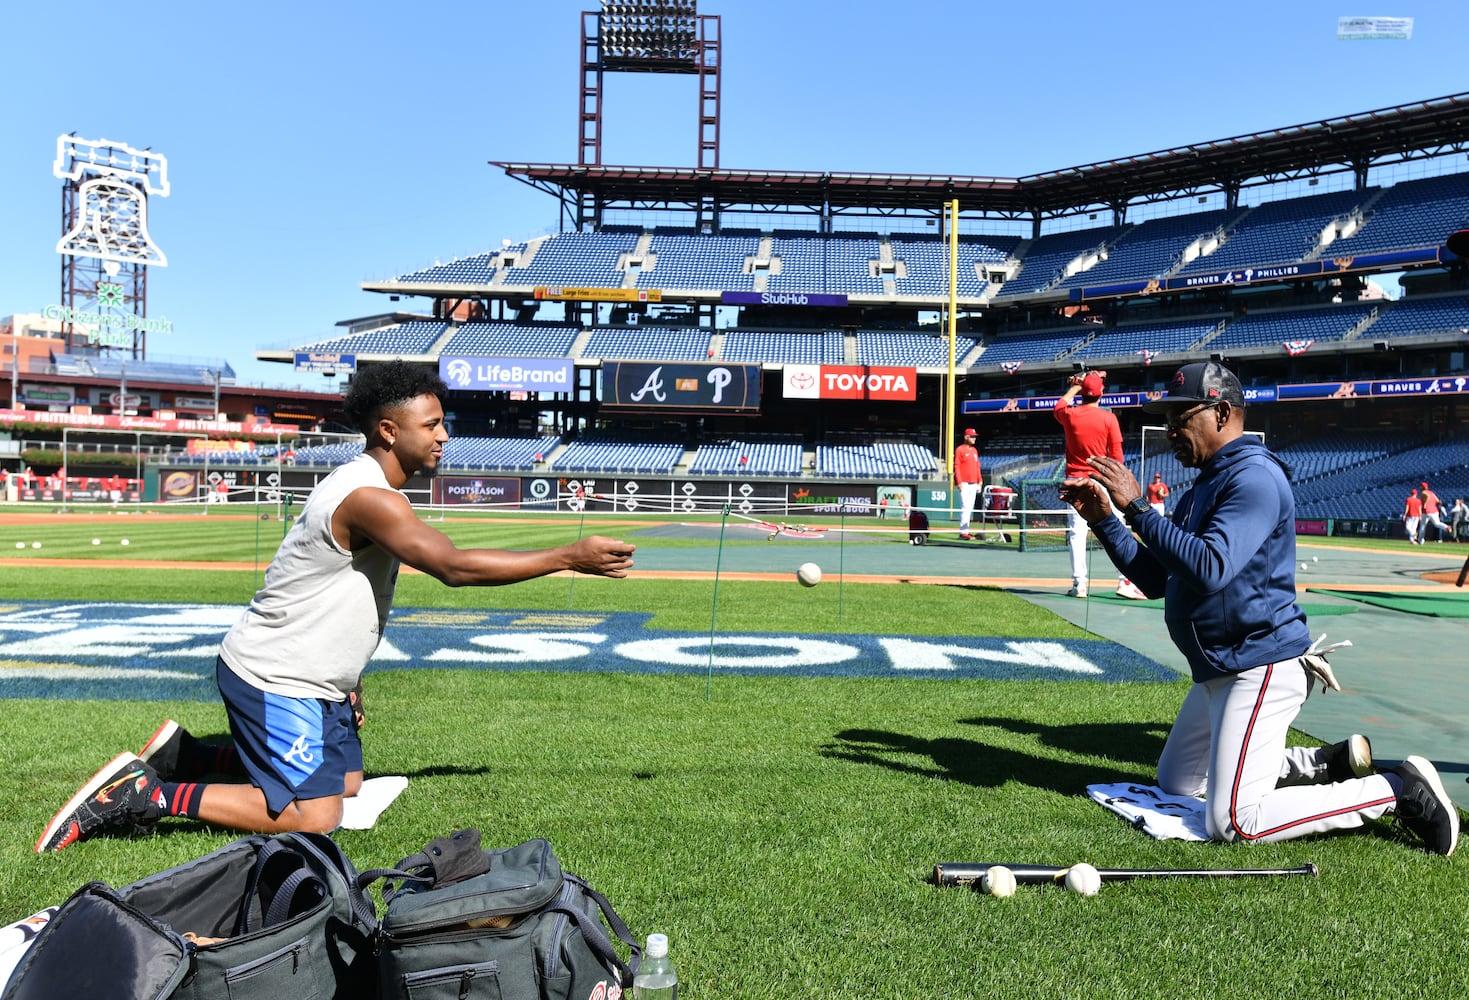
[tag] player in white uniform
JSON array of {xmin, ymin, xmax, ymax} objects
[
  {"xmin": 1060, "ymin": 362, "xmax": 1458, "ymax": 855},
  {"xmin": 38, "ymin": 362, "xmax": 637, "ymax": 851}
]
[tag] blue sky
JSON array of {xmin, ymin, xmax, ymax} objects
[{"xmin": 2, "ymin": 1, "xmax": 1466, "ymax": 390}]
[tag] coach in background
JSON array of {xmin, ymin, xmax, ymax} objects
[
  {"xmin": 953, "ymin": 427, "xmax": 982, "ymax": 540},
  {"xmin": 1058, "ymin": 361, "xmax": 1458, "ymax": 854},
  {"xmin": 38, "ymin": 361, "xmax": 636, "ymax": 851}
]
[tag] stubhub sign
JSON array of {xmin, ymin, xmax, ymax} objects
[
  {"xmin": 439, "ymin": 356, "xmax": 574, "ymax": 392},
  {"xmin": 783, "ymin": 364, "xmax": 917, "ymax": 401}
]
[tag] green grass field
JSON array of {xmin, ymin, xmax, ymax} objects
[{"xmin": 1, "ymin": 508, "xmax": 1463, "ymax": 999}]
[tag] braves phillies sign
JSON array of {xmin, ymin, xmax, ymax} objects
[
  {"xmin": 782, "ymin": 365, "xmax": 917, "ymax": 401},
  {"xmin": 602, "ymin": 362, "xmax": 761, "ymax": 411}
]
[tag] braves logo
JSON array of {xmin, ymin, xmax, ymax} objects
[{"xmin": 282, "ymin": 735, "xmax": 315, "ymax": 765}]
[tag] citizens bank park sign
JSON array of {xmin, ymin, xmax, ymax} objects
[{"xmin": 782, "ymin": 365, "xmax": 917, "ymax": 401}]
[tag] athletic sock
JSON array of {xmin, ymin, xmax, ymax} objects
[
  {"xmin": 161, "ymin": 781, "xmax": 205, "ymax": 819},
  {"xmin": 185, "ymin": 742, "xmax": 244, "ymax": 778},
  {"xmin": 1383, "ymin": 773, "xmax": 1404, "ymax": 800}
]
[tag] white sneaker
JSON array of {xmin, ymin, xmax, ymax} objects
[
  {"xmin": 1116, "ymin": 580, "xmax": 1148, "ymax": 600},
  {"xmin": 1066, "ymin": 584, "xmax": 1088, "ymax": 598}
]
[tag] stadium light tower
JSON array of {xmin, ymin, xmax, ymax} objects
[
  {"xmin": 580, "ymin": 1, "xmax": 720, "ymax": 170},
  {"xmin": 54, "ymin": 134, "xmax": 170, "ymax": 358}
]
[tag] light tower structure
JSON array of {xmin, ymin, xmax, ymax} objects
[
  {"xmin": 54, "ymin": 134, "xmax": 170, "ymax": 358},
  {"xmin": 578, "ymin": 0, "xmax": 720, "ymax": 228}
]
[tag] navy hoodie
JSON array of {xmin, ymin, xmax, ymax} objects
[{"xmin": 1093, "ymin": 436, "xmax": 1310, "ymax": 682}]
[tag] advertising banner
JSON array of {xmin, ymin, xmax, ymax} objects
[
  {"xmin": 1070, "ymin": 247, "xmax": 1446, "ymax": 302},
  {"xmin": 788, "ymin": 483, "xmax": 878, "ymax": 516},
  {"xmin": 782, "ymin": 364, "xmax": 916, "ymax": 401},
  {"xmin": 19, "ymin": 384, "xmax": 75, "ymax": 406},
  {"xmin": 721, "ymin": 291, "xmax": 849, "ymax": 307},
  {"xmin": 1337, "ymin": 16, "xmax": 1412, "ymax": 40},
  {"xmin": 433, "ymin": 476, "xmax": 521, "ymax": 507},
  {"xmin": 294, "ymin": 352, "xmax": 357, "ymax": 373},
  {"xmin": 439, "ymin": 356, "xmax": 574, "ymax": 393},
  {"xmin": 522, "ymin": 477, "xmax": 805, "ymax": 516},
  {"xmin": 533, "ymin": 287, "xmax": 661, "ymax": 303},
  {"xmin": 602, "ymin": 362, "xmax": 760, "ymax": 411},
  {"xmin": 962, "ymin": 374, "xmax": 1469, "ymax": 416},
  {"xmin": 0, "ymin": 408, "xmax": 298, "ymax": 436}
]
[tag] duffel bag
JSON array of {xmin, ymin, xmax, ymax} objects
[{"xmin": 363, "ymin": 831, "xmax": 640, "ymax": 1000}]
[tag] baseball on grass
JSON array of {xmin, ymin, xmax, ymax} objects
[
  {"xmin": 14, "ymin": 542, "xmax": 23, "ymax": 549},
  {"xmin": 120, "ymin": 539, "xmax": 130, "ymax": 546},
  {"xmin": 796, "ymin": 562, "xmax": 822, "ymax": 587},
  {"xmin": 91, "ymin": 538, "xmax": 101, "ymax": 545},
  {"xmin": 31, "ymin": 542, "xmax": 41, "ymax": 549},
  {"xmin": 980, "ymin": 865, "xmax": 1017, "ymax": 898},
  {"xmin": 1064, "ymin": 863, "xmax": 1101, "ymax": 896}
]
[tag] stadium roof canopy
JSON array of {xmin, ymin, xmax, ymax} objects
[{"xmin": 493, "ymin": 91, "xmax": 1469, "ymax": 224}]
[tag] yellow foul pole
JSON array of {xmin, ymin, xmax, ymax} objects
[{"xmin": 945, "ymin": 199, "xmax": 959, "ymax": 510}]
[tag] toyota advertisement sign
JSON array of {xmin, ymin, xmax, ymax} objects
[{"xmin": 782, "ymin": 365, "xmax": 917, "ymax": 401}]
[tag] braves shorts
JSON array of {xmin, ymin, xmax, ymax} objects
[{"xmin": 215, "ymin": 657, "xmax": 363, "ymax": 814}]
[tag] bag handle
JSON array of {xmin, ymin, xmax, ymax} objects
[
  {"xmin": 354, "ymin": 865, "xmax": 432, "ymax": 906},
  {"xmin": 546, "ymin": 877, "xmax": 644, "ymax": 987},
  {"xmin": 261, "ymin": 866, "xmax": 323, "ymax": 928},
  {"xmin": 285, "ymin": 832, "xmax": 380, "ymax": 932},
  {"xmin": 234, "ymin": 838, "xmax": 331, "ymax": 936}
]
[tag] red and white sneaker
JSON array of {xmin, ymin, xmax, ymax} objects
[{"xmin": 35, "ymin": 754, "xmax": 165, "ymax": 853}]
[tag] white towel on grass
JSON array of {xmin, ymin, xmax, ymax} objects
[
  {"xmin": 339, "ymin": 775, "xmax": 408, "ymax": 830},
  {"xmin": 1086, "ymin": 782, "xmax": 1209, "ymax": 841}
]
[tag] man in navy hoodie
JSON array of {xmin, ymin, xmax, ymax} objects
[{"xmin": 1059, "ymin": 361, "xmax": 1458, "ymax": 854}]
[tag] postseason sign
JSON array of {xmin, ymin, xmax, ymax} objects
[{"xmin": 602, "ymin": 362, "xmax": 760, "ymax": 411}]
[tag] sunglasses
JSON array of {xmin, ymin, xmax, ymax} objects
[{"xmin": 1164, "ymin": 400, "xmax": 1221, "ymax": 431}]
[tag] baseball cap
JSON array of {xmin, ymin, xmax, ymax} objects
[
  {"xmin": 1142, "ymin": 361, "xmax": 1246, "ymax": 413},
  {"xmin": 962, "ymin": 427, "xmax": 977, "ymax": 437},
  {"xmin": 1080, "ymin": 372, "xmax": 1105, "ymax": 396},
  {"xmin": 1152, "ymin": 472, "xmax": 1162, "ymax": 479},
  {"xmin": 1420, "ymin": 481, "xmax": 1429, "ymax": 489}
]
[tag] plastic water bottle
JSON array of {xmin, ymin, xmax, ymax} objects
[{"xmin": 632, "ymin": 932, "xmax": 677, "ymax": 1000}]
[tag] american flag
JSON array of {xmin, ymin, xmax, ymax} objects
[
  {"xmin": 1136, "ymin": 349, "xmax": 1156, "ymax": 366},
  {"xmin": 1001, "ymin": 361, "xmax": 1023, "ymax": 374},
  {"xmin": 1282, "ymin": 339, "xmax": 1315, "ymax": 357}
]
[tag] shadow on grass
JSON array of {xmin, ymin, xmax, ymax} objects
[
  {"xmin": 398, "ymin": 764, "xmax": 493, "ymax": 780},
  {"xmin": 961, "ymin": 716, "xmax": 1170, "ymax": 768},
  {"xmin": 822, "ymin": 721, "xmax": 1161, "ymax": 796}
]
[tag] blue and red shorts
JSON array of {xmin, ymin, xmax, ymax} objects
[{"xmin": 215, "ymin": 657, "xmax": 363, "ymax": 814}]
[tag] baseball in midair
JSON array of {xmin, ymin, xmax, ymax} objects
[
  {"xmin": 980, "ymin": 865, "xmax": 1017, "ymax": 898},
  {"xmin": 1064, "ymin": 863, "xmax": 1101, "ymax": 896},
  {"xmin": 796, "ymin": 562, "xmax": 822, "ymax": 587}
]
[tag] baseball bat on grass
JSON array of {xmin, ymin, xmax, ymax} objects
[{"xmin": 932, "ymin": 862, "xmax": 1317, "ymax": 887}]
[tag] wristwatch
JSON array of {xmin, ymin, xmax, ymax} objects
[{"xmin": 1122, "ymin": 496, "xmax": 1152, "ymax": 522}]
